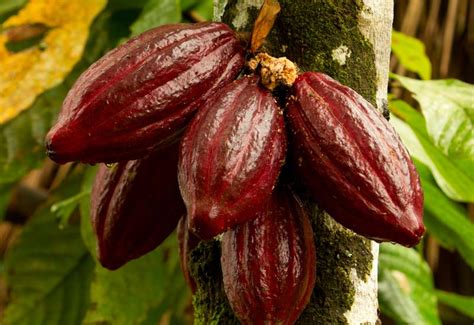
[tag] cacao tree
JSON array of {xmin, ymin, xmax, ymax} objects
[{"xmin": 188, "ymin": 1, "xmax": 393, "ymax": 323}]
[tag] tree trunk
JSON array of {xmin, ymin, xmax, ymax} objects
[{"xmin": 189, "ymin": 1, "xmax": 393, "ymax": 324}]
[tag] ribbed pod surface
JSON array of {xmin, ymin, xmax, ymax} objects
[
  {"xmin": 178, "ymin": 76, "xmax": 287, "ymax": 240},
  {"xmin": 90, "ymin": 144, "xmax": 185, "ymax": 270},
  {"xmin": 47, "ymin": 22, "xmax": 244, "ymax": 164},
  {"xmin": 286, "ymin": 72, "xmax": 424, "ymax": 246},
  {"xmin": 221, "ymin": 188, "xmax": 316, "ymax": 325}
]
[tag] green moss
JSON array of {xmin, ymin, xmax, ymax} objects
[
  {"xmin": 296, "ymin": 207, "xmax": 373, "ymax": 324},
  {"xmin": 190, "ymin": 240, "xmax": 239, "ymax": 325},
  {"xmin": 222, "ymin": 0, "xmax": 377, "ymax": 106}
]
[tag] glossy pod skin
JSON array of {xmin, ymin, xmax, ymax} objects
[
  {"xmin": 286, "ymin": 72, "xmax": 425, "ymax": 247},
  {"xmin": 91, "ymin": 144, "xmax": 185, "ymax": 270},
  {"xmin": 221, "ymin": 188, "xmax": 316, "ymax": 325},
  {"xmin": 178, "ymin": 76, "xmax": 287, "ymax": 240},
  {"xmin": 177, "ymin": 216, "xmax": 200, "ymax": 293},
  {"xmin": 46, "ymin": 22, "xmax": 245, "ymax": 164}
]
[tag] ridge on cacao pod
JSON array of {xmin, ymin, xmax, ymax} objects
[
  {"xmin": 286, "ymin": 71, "xmax": 425, "ymax": 247},
  {"xmin": 221, "ymin": 187, "xmax": 316, "ymax": 325},
  {"xmin": 178, "ymin": 75, "xmax": 287, "ymax": 240},
  {"xmin": 90, "ymin": 143, "xmax": 185, "ymax": 270},
  {"xmin": 46, "ymin": 22, "xmax": 245, "ymax": 164}
]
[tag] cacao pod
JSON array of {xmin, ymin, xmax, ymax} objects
[
  {"xmin": 46, "ymin": 22, "xmax": 245, "ymax": 164},
  {"xmin": 177, "ymin": 216, "xmax": 200, "ymax": 293},
  {"xmin": 221, "ymin": 188, "xmax": 316, "ymax": 325},
  {"xmin": 91, "ymin": 143, "xmax": 185, "ymax": 270},
  {"xmin": 178, "ymin": 76, "xmax": 287, "ymax": 240},
  {"xmin": 286, "ymin": 71, "xmax": 424, "ymax": 247}
]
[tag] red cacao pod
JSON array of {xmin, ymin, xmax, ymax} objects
[
  {"xmin": 91, "ymin": 144, "xmax": 185, "ymax": 270},
  {"xmin": 177, "ymin": 216, "xmax": 200, "ymax": 293},
  {"xmin": 178, "ymin": 76, "xmax": 287, "ymax": 240},
  {"xmin": 286, "ymin": 72, "xmax": 424, "ymax": 247},
  {"xmin": 221, "ymin": 188, "xmax": 316, "ymax": 325},
  {"xmin": 47, "ymin": 22, "xmax": 244, "ymax": 164}
]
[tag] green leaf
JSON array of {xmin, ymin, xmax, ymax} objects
[
  {"xmin": 181, "ymin": 0, "xmax": 199, "ymax": 11},
  {"xmin": 379, "ymin": 243, "xmax": 440, "ymax": 325},
  {"xmin": 51, "ymin": 190, "xmax": 90, "ymax": 226},
  {"xmin": 0, "ymin": 182, "xmax": 14, "ymax": 219},
  {"xmin": 0, "ymin": 82, "xmax": 64, "ymax": 184},
  {"xmin": 0, "ymin": 0, "xmax": 26, "ymax": 17},
  {"xmin": 393, "ymin": 75, "xmax": 474, "ymax": 161},
  {"xmin": 0, "ymin": 9, "xmax": 136, "ymax": 189},
  {"xmin": 107, "ymin": 0, "xmax": 149, "ymax": 11},
  {"xmin": 414, "ymin": 160, "xmax": 474, "ymax": 269},
  {"xmin": 191, "ymin": 0, "xmax": 213, "ymax": 21},
  {"xmin": 83, "ymin": 234, "xmax": 188, "ymax": 325},
  {"xmin": 391, "ymin": 31, "xmax": 431, "ymax": 80},
  {"xmin": 390, "ymin": 100, "xmax": 474, "ymax": 202},
  {"xmin": 2, "ymin": 172, "xmax": 94, "ymax": 325},
  {"xmin": 436, "ymin": 290, "xmax": 474, "ymax": 319},
  {"xmin": 79, "ymin": 165, "xmax": 98, "ymax": 256},
  {"xmin": 180, "ymin": 0, "xmax": 213, "ymax": 21},
  {"xmin": 130, "ymin": 0, "xmax": 181, "ymax": 36}
]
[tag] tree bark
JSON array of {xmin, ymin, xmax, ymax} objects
[{"xmin": 189, "ymin": 1, "xmax": 393, "ymax": 324}]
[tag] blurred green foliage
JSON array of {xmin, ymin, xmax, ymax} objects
[
  {"xmin": 0, "ymin": 1, "xmax": 213, "ymax": 324},
  {"xmin": 380, "ymin": 32, "xmax": 474, "ymax": 324}
]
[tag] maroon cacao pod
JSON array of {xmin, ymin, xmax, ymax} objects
[
  {"xmin": 91, "ymin": 144, "xmax": 185, "ymax": 270},
  {"xmin": 178, "ymin": 76, "xmax": 287, "ymax": 240},
  {"xmin": 177, "ymin": 216, "xmax": 200, "ymax": 293},
  {"xmin": 286, "ymin": 72, "xmax": 424, "ymax": 247},
  {"xmin": 46, "ymin": 22, "xmax": 245, "ymax": 164},
  {"xmin": 221, "ymin": 188, "xmax": 316, "ymax": 325}
]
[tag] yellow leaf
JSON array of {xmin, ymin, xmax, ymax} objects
[{"xmin": 0, "ymin": 0, "xmax": 106, "ymax": 124}]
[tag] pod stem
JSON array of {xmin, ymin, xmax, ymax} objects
[{"xmin": 247, "ymin": 52, "xmax": 298, "ymax": 90}]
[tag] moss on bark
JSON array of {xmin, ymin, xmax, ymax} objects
[
  {"xmin": 297, "ymin": 208, "xmax": 373, "ymax": 324},
  {"xmin": 189, "ymin": 240, "xmax": 239, "ymax": 324},
  {"xmin": 222, "ymin": 0, "xmax": 377, "ymax": 105}
]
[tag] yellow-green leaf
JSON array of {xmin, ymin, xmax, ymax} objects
[
  {"xmin": 0, "ymin": 0, "xmax": 106, "ymax": 124},
  {"xmin": 391, "ymin": 30, "xmax": 431, "ymax": 80}
]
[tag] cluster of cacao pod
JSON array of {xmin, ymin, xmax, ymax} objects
[{"xmin": 46, "ymin": 21, "xmax": 424, "ymax": 324}]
